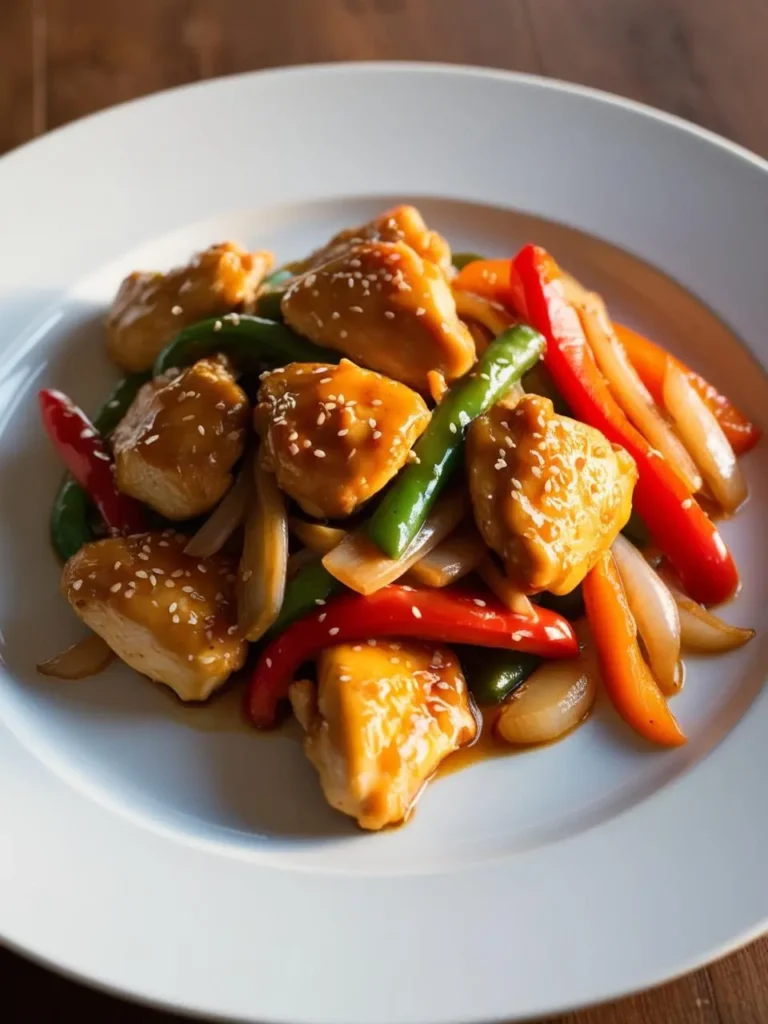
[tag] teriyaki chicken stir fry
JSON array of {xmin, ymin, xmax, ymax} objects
[{"xmin": 38, "ymin": 206, "xmax": 758, "ymax": 829}]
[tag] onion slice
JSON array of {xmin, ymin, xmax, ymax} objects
[
  {"xmin": 453, "ymin": 290, "xmax": 517, "ymax": 337},
  {"xmin": 663, "ymin": 360, "xmax": 747, "ymax": 513},
  {"xmin": 611, "ymin": 534, "xmax": 681, "ymax": 695},
  {"xmin": 659, "ymin": 569, "xmax": 754, "ymax": 653},
  {"xmin": 577, "ymin": 292, "xmax": 703, "ymax": 494},
  {"xmin": 322, "ymin": 490, "xmax": 466, "ymax": 595},
  {"xmin": 289, "ymin": 519, "xmax": 346, "ymax": 556},
  {"xmin": 477, "ymin": 556, "xmax": 536, "ymax": 618},
  {"xmin": 408, "ymin": 522, "xmax": 486, "ymax": 587},
  {"xmin": 495, "ymin": 651, "xmax": 597, "ymax": 746},
  {"xmin": 237, "ymin": 454, "xmax": 289, "ymax": 641},
  {"xmin": 37, "ymin": 633, "xmax": 114, "ymax": 679},
  {"xmin": 184, "ymin": 469, "xmax": 249, "ymax": 558}
]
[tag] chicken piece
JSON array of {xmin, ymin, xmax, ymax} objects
[
  {"xmin": 467, "ymin": 394, "xmax": 637, "ymax": 595},
  {"xmin": 61, "ymin": 532, "xmax": 247, "ymax": 701},
  {"xmin": 290, "ymin": 640, "xmax": 476, "ymax": 830},
  {"xmin": 112, "ymin": 358, "xmax": 249, "ymax": 520},
  {"xmin": 255, "ymin": 358, "xmax": 430, "ymax": 519},
  {"xmin": 299, "ymin": 204, "xmax": 452, "ymax": 275},
  {"xmin": 107, "ymin": 243, "xmax": 272, "ymax": 372},
  {"xmin": 281, "ymin": 241, "xmax": 475, "ymax": 390}
]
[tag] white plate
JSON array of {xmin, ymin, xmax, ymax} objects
[{"xmin": 1, "ymin": 63, "xmax": 767, "ymax": 1024}]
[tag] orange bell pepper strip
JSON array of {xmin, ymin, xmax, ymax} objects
[
  {"xmin": 453, "ymin": 258, "xmax": 528, "ymax": 318},
  {"xmin": 583, "ymin": 552, "xmax": 686, "ymax": 747},
  {"xmin": 614, "ymin": 323, "xmax": 760, "ymax": 456},
  {"xmin": 514, "ymin": 244, "xmax": 739, "ymax": 606}
]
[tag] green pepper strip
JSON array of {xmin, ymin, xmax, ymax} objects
[
  {"xmin": 49, "ymin": 372, "xmax": 150, "ymax": 561},
  {"xmin": 153, "ymin": 315, "xmax": 337, "ymax": 377},
  {"xmin": 457, "ymin": 647, "xmax": 540, "ymax": 706},
  {"xmin": 367, "ymin": 325, "xmax": 545, "ymax": 560},
  {"xmin": 267, "ymin": 558, "xmax": 341, "ymax": 638}
]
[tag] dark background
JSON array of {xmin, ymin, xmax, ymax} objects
[{"xmin": 2, "ymin": 1, "xmax": 767, "ymax": 1022}]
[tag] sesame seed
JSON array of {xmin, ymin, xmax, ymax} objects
[
  {"xmin": 182, "ymin": 586, "xmax": 194, "ymax": 594},
  {"xmin": 197, "ymin": 564, "xmax": 207, "ymax": 573},
  {"xmin": 331, "ymin": 311, "xmax": 340, "ymax": 320},
  {"xmin": 169, "ymin": 602, "xmax": 178, "ymax": 613},
  {"xmin": 449, "ymin": 423, "xmax": 457, "ymax": 434},
  {"xmin": 390, "ymin": 657, "xmax": 400, "ymax": 664},
  {"xmin": 289, "ymin": 443, "xmax": 300, "ymax": 455},
  {"xmin": 473, "ymin": 599, "xmax": 487, "ymax": 607},
  {"xmin": 511, "ymin": 632, "xmax": 523, "ymax": 642},
  {"xmin": 110, "ymin": 582, "xmax": 122, "ymax": 593},
  {"xmin": 242, "ymin": 570, "xmax": 253, "ymax": 582},
  {"xmin": 367, "ymin": 639, "xmax": 377, "ymax": 646},
  {"xmin": 144, "ymin": 435, "xmax": 159, "ymax": 446},
  {"xmin": 340, "ymin": 330, "xmax": 348, "ymax": 338},
  {"xmin": 416, "ymin": 307, "xmax": 426, "ymax": 316},
  {"xmin": 411, "ymin": 606, "xmax": 422, "ymax": 619},
  {"xmin": 165, "ymin": 579, "xmax": 175, "ymax": 588},
  {"xmin": 113, "ymin": 561, "xmax": 122, "ymax": 570},
  {"xmin": 136, "ymin": 570, "xmax": 148, "ymax": 579},
  {"xmin": 171, "ymin": 569, "xmax": 184, "ymax": 578},
  {"xmin": 384, "ymin": 310, "xmax": 395, "ymax": 319},
  {"xmin": 319, "ymin": 376, "xmax": 333, "ymax": 384},
  {"xmin": 149, "ymin": 575, "xmax": 157, "ymax": 586},
  {"xmin": 337, "ymin": 428, "xmax": 348, "ymax": 437},
  {"xmin": 348, "ymin": 448, "xmax": 357, "ymax": 460},
  {"xmin": 71, "ymin": 579, "xmax": 83, "ymax": 591},
  {"xmin": 125, "ymin": 589, "xmax": 135, "ymax": 599},
  {"xmin": 315, "ymin": 598, "xmax": 326, "ymax": 605},
  {"xmin": 317, "ymin": 412, "xmax": 326, "ymax": 426},
  {"xmin": 197, "ymin": 425, "xmax": 205, "ymax": 436},
  {"xmin": 265, "ymin": 657, "xmax": 273, "ymax": 668},
  {"xmin": 350, "ymin": 305, "xmax": 363, "ymax": 313},
  {"xmin": 171, "ymin": 305, "xmax": 183, "ymax": 315},
  {"xmin": 682, "ymin": 498, "xmax": 693, "ymax": 508},
  {"xmin": 172, "ymin": 615, "xmax": 181, "ymax": 624},
  {"xmin": 213, "ymin": 320, "xmax": 223, "ymax": 331},
  {"xmin": 80, "ymin": 428, "xmax": 94, "ymax": 439},
  {"xmin": 373, "ymin": 430, "xmax": 382, "ymax": 439},
  {"xmin": 314, "ymin": 449, "xmax": 326, "ymax": 458},
  {"xmin": 227, "ymin": 625, "xmax": 238, "ymax": 635},
  {"xmin": 329, "ymin": 627, "xmax": 340, "ymax": 636},
  {"xmin": 93, "ymin": 451, "xmax": 111, "ymax": 461},
  {"xmin": 318, "ymin": 612, "xmax": 327, "ymax": 622}
]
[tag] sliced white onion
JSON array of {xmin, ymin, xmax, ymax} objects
[
  {"xmin": 37, "ymin": 633, "xmax": 114, "ymax": 679},
  {"xmin": 663, "ymin": 360, "xmax": 747, "ymax": 513},
  {"xmin": 577, "ymin": 293, "xmax": 703, "ymax": 494},
  {"xmin": 477, "ymin": 556, "xmax": 536, "ymax": 618},
  {"xmin": 408, "ymin": 522, "xmax": 486, "ymax": 588},
  {"xmin": 289, "ymin": 518, "xmax": 346, "ymax": 555},
  {"xmin": 495, "ymin": 653, "xmax": 597, "ymax": 746},
  {"xmin": 184, "ymin": 469, "xmax": 248, "ymax": 558},
  {"xmin": 323, "ymin": 490, "xmax": 466, "ymax": 595},
  {"xmin": 611, "ymin": 534, "xmax": 681, "ymax": 695},
  {"xmin": 659, "ymin": 569, "xmax": 754, "ymax": 653},
  {"xmin": 453, "ymin": 289, "xmax": 517, "ymax": 337},
  {"xmin": 238, "ymin": 454, "xmax": 289, "ymax": 641}
]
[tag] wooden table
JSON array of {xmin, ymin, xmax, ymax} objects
[{"xmin": 2, "ymin": 1, "xmax": 767, "ymax": 1021}]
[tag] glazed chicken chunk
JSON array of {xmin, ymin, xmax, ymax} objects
[
  {"xmin": 112, "ymin": 358, "xmax": 249, "ymax": 520},
  {"xmin": 281, "ymin": 241, "xmax": 476, "ymax": 391},
  {"xmin": 290, "ymin": 640, "xmax": 477, "ymax": 830},
  {"xmin": 255, "ymin": 358, "xmax": 430, "ymax": 519},
  {"xmin": 61, "ymin": 532, "xmax": 247, "ymax": 701},
  {"xmin": 467, "ymin": 394, "xmax": 637, "ymax": 594},
  {"xmin": 299, "ymin": 204, "xmax": 452, "ymax": 275},
  {"xmin": 107, "ymin": 242, "xmax": 272, "ymax": 372}
]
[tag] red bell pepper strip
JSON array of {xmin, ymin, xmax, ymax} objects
[
  {"xmin": 514, "ymin": 245, "xmax": 739, "ymax": 606},
  {"xmin": 584, "ymin": 552, "xmax": 686, "ymax": 747},
  {"xmin": 246, "ymin": 584, "xmax": 577, "ymax": 729},
  {"xmin": 39, "ymin": 389, "xmax": 147, "ymax": 537},
  {"xmin": 614, "ymin": 322, "xmax": 760, "ymax": 456},
  {"xmin": 453, "ymin": 258, "xmax": 528, "ymax": 319}
]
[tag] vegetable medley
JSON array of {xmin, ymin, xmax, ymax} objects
[{"xmin": 38, "ymin": 205, "xmax": 758, "ymax": 831}]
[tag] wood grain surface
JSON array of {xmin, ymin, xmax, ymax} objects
[{"xmin": 1, "ymin": 1, "xmax": 767, "ymax": 1022}]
